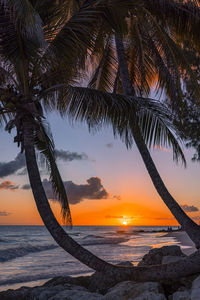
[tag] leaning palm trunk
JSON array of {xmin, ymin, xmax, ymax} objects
[
  {"xmin": 115, "ymin": 35, "xmax": 200, "ymax": 249},
  {"xmin": 23, "ymin": 122, "xmax": 113, "ymax": 273},
  {"xmin": 24, "ymin": 121, "xmax": 200, "ymax": 282}
]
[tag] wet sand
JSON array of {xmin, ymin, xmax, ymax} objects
[{"xmin": 162, "ymin": 231, "xmax": 196, "ymax": 255}]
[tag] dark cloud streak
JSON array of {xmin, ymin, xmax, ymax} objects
[
  {"xmin": 0, "ymin": 181, "xmax": 18, "ymax": 190},
  {"xmin": 21, "ymin": 184, "xmax": 31, "ymax": 190},
  {"xmin": 55, "ymin": 150, "xmax": 88, "ymax": 161},
  {"xmin": 0, "ymin": 211, "xmax": 11, "ymax": 216},
  {"xmin": 105, "ymin": 143, "xmax": 113, "ymax": 148},
  {"xmin": 181, "ymin": 204, "xmax": 199, "ymax": 212},
  {"xmin": 0, "ymin": 150, "xmax": 89, "ymax": 178},
  {"xmin": 105, "ymin": 215, "xmax": 135, "ymax": 219},
  {"xmin": 0, "ymin": 153, "xmax": 25, "ymax": 178},
  {"xmin": 42, "ymin": 177, "xmax": 109, "ymax": 205}
]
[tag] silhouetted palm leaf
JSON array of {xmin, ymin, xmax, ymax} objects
[
  {"xmin": 42, "ymin": 85, "xmax": 185, "ymax": 163},
  {"xmin": 34, "ymin": 120, "xmax": 72, "ymax": 225}
]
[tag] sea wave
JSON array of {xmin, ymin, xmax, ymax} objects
[
  {"xmin": 0, "ymin": 244, "xmax": 58, "ymax": 263},
  {"xmin": 0, "ymin": 239, "xmax": 7, "ymax": 243},
  {"xmin": 83, "ymin": 234, "xmax": 104, "ymax": 239},
  {"xmin": 0, "ymin": 269, "xmax": 93, "ymax": 288},
  {"xmin": 82, "ymin": 236, "xmax": 129, "ymax": 246}
]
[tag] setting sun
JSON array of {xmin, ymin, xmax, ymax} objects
[{"xmin": 122, "ymin": 221, "xmax": 128, "ymax": 225}]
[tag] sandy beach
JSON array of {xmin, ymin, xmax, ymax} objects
[{"xmin": 162, "ymin": 230, "xmax": 197, "ymax": 255}]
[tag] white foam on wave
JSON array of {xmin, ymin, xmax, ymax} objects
[{"xmin": 0, "ymin": 244, "xmax": 58, "ymax": 262}]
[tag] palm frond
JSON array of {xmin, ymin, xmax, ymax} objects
[
  {"xmin": 31, "ymin": 0, "xmax": 81, "ymax": 42},
  {"xmin": 0, "ymin": 109, "xmax": 10, "ymax": 127},
  {"xmin": 33, "ymin": 0, "xmax": 139, "ymax": 82},
  {"xmin": 0, "ymin": 1, "xmax": 44, "ymax": 62},
  {"xmin": 0, "ymin": 64, "xmax": 18, "ymax": 87},
  {"xmin": 145, "ymin": 0, "xmax": 200, "ymax": 47},
  {"xmin": 137, "ymin": 102, "xmax": 186, "ymax": 165},
  {"xmin": 141, "ymin": 8, "xmax": 184, "ymax": 108},
  {"xmin": 34, "ymin": 120, "xmax": 72, "ymax": 225},
  {"xmin": 88, "ymin": 37, "xmax": 118, "ymax": 92},
  {"xmin": 42, "ymin": 85, "xmax": 185, "ymax": 164},
  {"xmin": 164, "ymin": 33, "xmax": 200, "ymax": 103},
  {"xmin": 127, "ymin": 14, "xmax": 155, "ymax": 96},
  {"xmin": 3, "ymin": 0, "xmax": 44, "ymax": 45},
  {"xmin": 37, "ymin": 2, "xmax": 105, "ymax": 72}
]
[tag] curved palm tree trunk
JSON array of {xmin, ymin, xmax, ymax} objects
[
  {"xmin": 23, "ymin": 123, "xmax": 113, "ymax": 273},
  {"xmin": 23, "ymin": 122, "xmax": 200, "ymax": 282},
  {"xmin": 115, "ymin": 35, "xmax": 200, "ymax": 249}
]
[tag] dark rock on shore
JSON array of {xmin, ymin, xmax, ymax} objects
[
  {"xmin": 44, "ymin": 275, "xmax": 91, "ymax": 289},
  {"xmin": 104, "ymin": 281, "xmax": 167, "ymax": 300},
  {"xmin": 0, "ymin": 287, "xmax": 31, "ymax": 300},
  {"xmin": 138, "ymin": 245, "xmax": 186, "ymax": 266}
]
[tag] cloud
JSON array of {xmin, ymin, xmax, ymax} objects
[
  {"xmin": 105, "ymin": 215, "xmax": 124, "ymax": 219},
  {"xmin": 17, "ymin": 168, "xmax": 27, "ymax": 176},
  {"xmin": 105, "ymin": 143, "xmax": 113, "ymax": 148},
  {"xmin": 113, "ymin": 195, "xmax": 121, "ymax": 201},
  {"xmin": 0, "ymin": 181, "xmax": 19, "ymax": 190},
  {"xmin": 181, "ymin": 204, "xmax": 199, "ymax": 212},
  {"xmin": 0, "ymin": 150, "xmax": 88, "ymax": 178},
  {"xmin": 152, "ymin": 217, "xmax": 175, "ymax": 220},
  {"xmin": 0, "ymin": 211, "xmax": 11, "ymax": 216},
  {"xmin": 55, "ymin": 150, "xmax": 88, "ymax": 161},
  {"xmin": 105, "ymin": 215, "xmax": 135, "ymax": 219},
  {"xmin": 21, "ymin": 184, "xmax": 31, "ymax": 190},
  {"xmin": 0, "ymin": 153, "xmax": 26, "ymax": 178},
  {"xmin": 42, "ymin": 177, "xmax": 109, "ymax": 205}
]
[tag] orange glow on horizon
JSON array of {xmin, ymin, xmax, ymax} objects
[{"xmin": 0, "ymin": 189, "xmax": 193, "ymax": 227}]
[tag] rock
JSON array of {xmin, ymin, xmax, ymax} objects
[
  {"xmin": 138, "ymin": 246, "xmax": 186, "ymax": 266},
  {"xmin": 132, "ymin": 292, "xmax": 167, "ymax": 300},
  {"xmin": 162, "ymin": 256, "xmax": 185, "ymax": 264},
  {"xmin": 191, "ymin": 275, "xmax": 200, "ymax": 300},
  {"xmin": 117, "ymin": 261, "xmax": 134, "ymax": 267},
  {"xmin": 29, "ymin": 285, "xmax": 66, "ymax": 300},
  {"xmin": 0, "ymin": 286, "xmax": 30, "ymax": 300},
  {"xmin": 103, "ymin": 281, "xmax": 166, "ymax": 300},
  {"xmin": 170, "ymin": 290, "xmax": 191, "ymax": 300},
  {"xmin": 192, "ymin": 274, "xmax": 200, "ymax": 289},
  {"xmin": 48, "ymin": 289, "xmax": 103, "ymax": 300},
  {"xmin": 161, "ymin": 274, "xmax": 197, "ymax": 297},
  {"xmin": 29, "ymin": 284, "xmax": 88, "ymax": 300},
  {"xmin": 44, "ymin": 275, "xmax": 91, "ymax": 289},
  {"xmin": 0, "ymin": 283, "xmax": 101, "ymax": 300}
]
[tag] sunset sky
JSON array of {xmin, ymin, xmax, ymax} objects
[{"xmin": 0, "ymin": 111, "xmax": 199, "ymax": 226}]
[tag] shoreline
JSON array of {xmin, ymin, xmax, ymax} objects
[
  {"xmin": 1, "ymin": 234, "xmax": 199, "ymax": 299},
  {"xmin": 0, "ymin": 230, "xmax": 196, "ymax": 292},
  {"xmin": 161, "ymin": 231, "xmax": 196, "ymax": 255}
]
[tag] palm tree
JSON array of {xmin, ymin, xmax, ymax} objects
[
  {"xmin": 1, "ymin": 0, "xmax": 200, "ymax": 282},
  {"xmin": 86, "ymin": 1, "xmax": 200, "ymax": 248},
  {"xmin": 115, "ymin": 35, "xmax": 200, "ymax": 248}
]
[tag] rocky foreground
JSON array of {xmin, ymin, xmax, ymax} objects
[{"xmin": 1, "ymin": 245, "xmax": 200, "ymax": 299}]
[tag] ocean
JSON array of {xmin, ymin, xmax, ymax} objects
[{"xmin": 0, "ymin": 225, "xmax": 180, "ymax": 291}]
